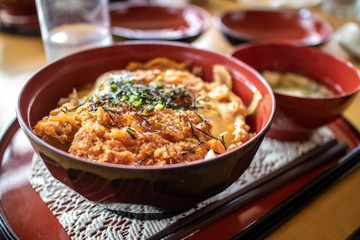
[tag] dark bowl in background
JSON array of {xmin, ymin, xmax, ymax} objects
[
  {"xmin": 230, "ymin": 42, "xmax": 360, "ymax": 141},
  {"xmin": 218, "ymin": 9, "xmax": 332, "ymax": 46},
  {"xmin": 110, "ymin": 2, "xmax": 211, "ymax": 43},
  {"xmin": 17, "ymin": 41, "xmax": 275, "ymax": 218},
  {"xmin": 0, "ymin": 0, "xmax": 39, "ymax": 35}
]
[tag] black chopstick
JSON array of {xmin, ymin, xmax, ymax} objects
[
  {"xmin": 232, "ymin": 143, "xmax": 360, "ymax": 240},
  {"xmin": 148, "ymin": 139, "xmax": 346, "ymax": 240},
  {"xmin": 163, "ymin": 141, "xmax": 348, "ymax": 240},
  {"xmin": 0, "ymin": 214, "xmax": 17, "ymax": 240}
]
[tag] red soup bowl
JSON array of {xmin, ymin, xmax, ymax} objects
[
  {"xmin": 231, "ymin": 42, "xmax": 360, "ymax": 141},
  {"xmin": 17, "ymin": 41, "xmax": 275, "ymax": 218}
]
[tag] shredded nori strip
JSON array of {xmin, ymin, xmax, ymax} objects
[
  {"xmin": 165, "ymin": 144, "xmax": 173, "ymax": 164},
  {"xmin": 134, "ymin": 155, "xmax": 151, "ymax": 165}
]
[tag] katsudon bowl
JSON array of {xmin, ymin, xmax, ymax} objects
[{"xmin": 16, "ymin": 41, "xmax": 275, "ymax": 218}]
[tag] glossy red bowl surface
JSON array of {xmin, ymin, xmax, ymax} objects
[
  {"xmin": 218, "ymin": 9, "xmax": 332, "ymax": 46},
  {"xmin": 110, "ymin": 2, "xmax": 211, "ymax": 42},
  {"xmin": 0, "ymin": 0, "xmax": 39, "ymax": 35},
  {"xmin": 17, "ymin": 41, "xmax": 275, "ymax": 217},
  {"xmin": 231, "ymin": 42, "xmax": 360, "ymax": 141}
]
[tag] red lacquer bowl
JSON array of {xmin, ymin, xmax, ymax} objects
[
  {"xmin": 110, "ymin": 2, "xmax": 211, "ymax": 42},
  {"xmin": 16, "ymin": 41, "xmax": 275, "ymax": 217},
  {"xmin": 231, "ymin": 42, "xmax": 360, "ymax": 141},
  {"xmin": 0, "ymin": 0, "xmax": 39, "ymax": 35},
  {"xmin": 218, "ymin": 9, "xmax": 332, "ymax": 46}
]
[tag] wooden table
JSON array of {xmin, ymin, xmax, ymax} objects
[{"xmin": 1, "ymin": 1, "xmax": 360, "ymax": 239}]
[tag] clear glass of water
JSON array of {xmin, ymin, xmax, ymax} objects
[
  {"xmin": 35, "ymin": 0, "xmax": 113, "ymax": 63},
  {"xmin": 322, "ymin": 0, "xmax": 357, "ymax": 18}
]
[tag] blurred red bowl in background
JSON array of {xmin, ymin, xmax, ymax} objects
[
  {"xmin": 110, "ymin": 2, "xmax": 211, "ymax": 43},
  {"xmin": 0, "ymin": 0, "xmax": 39, "ymax": 35},
  {"xmin": 218, "ymin": 9, "xmax": 332, "ymax": 46}
]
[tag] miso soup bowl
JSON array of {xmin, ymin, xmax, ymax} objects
[
  {"xmin": 17, "ymin": 41, "xmax": 275, "ymax": 218},
  {"xmin": 231, "ymin": 42, "xmax": 360, "ymax": 141}
]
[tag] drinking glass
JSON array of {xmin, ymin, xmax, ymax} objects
[
  {"xmin": 322, "ymin": 0, "xmax": 357, "ymax": 18},
  {"xmin": 35, "ymin": 0, "xmax": 113, "ymax": 63}
]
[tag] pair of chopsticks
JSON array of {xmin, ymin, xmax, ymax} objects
[
  {"xmin": 149, "ymin": 139, "xmax": 349, "ymax": 240},
  {"xmin": 232, "ymin": 143, "xmax": 360, "ymax": 240}
]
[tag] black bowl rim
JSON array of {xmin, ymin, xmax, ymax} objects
[{"xmin": 16, "ymin": 40, "xmax": 275, "ymax": 171}]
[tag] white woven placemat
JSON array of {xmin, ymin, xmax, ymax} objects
[{"xmin": 29, "ymin": 127, "xmax": 334, "ymax": 240}]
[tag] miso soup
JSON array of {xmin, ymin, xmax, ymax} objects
[{"xmin": 261, "ymin": 70, "xmax": 333, "ymax": 97}]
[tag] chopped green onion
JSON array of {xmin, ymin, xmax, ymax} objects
[
  {"xmin": 110, "ymin": 83, "xmax": 117, "ymax": 90},
  {"xmin": 92, "ymin": 71, "xmax": 200, "ymax": 114},
  {"xmin": 155, "ymin": 103, "xmax": 164, "ymax": 110},
  {"xmin": 121, "ymin": 95, "xmax": 129, "ymax": 101},
  {"xmin": 145, "ymin": 106, "xmax": 155, "ymax": 114},
  {"xmin": 156, "ymin": 81, "xmax": 164, "ymax": 89},
  {"xmin": 155, "ymin": 75, "xmax": 163, "ymax": 81},
  {"xmin": 131, "ymin": 99, "xmax": 143, "ymax": 108},
  {"xmin": 126, "ymin": 128, "xmax": 136, "ymax": 139},
  {"xmin": 129, "ymin": 95, "xmax": 139, "ymax": 103}
]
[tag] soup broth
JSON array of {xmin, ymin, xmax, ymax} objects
[{"xmin": 261, "ymin": 70, "xmax": 334, "ymax": 97}]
